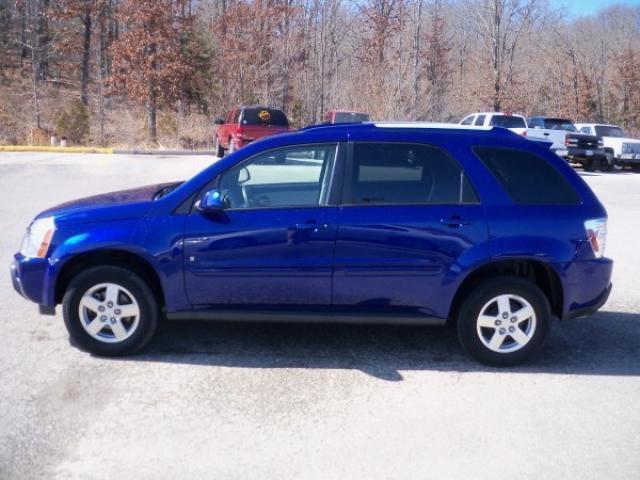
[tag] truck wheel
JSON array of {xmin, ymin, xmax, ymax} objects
[
  {"xmin": 583, "ymin": 158, "xmax": 596, "ymax": 172},
  {"xmin": 599, "ymin": 156, "xmax": 612, "ymax": 172},
  {"xmin": 456, "ymin": 276, "xmax": 551, "ymax": 366},
  {"xmin": 215, "ymin": 136, "xmax": 225, "ymax": 158},
  {"xmin": 62, "ymin": 265, "xmax": 159, "ymax": 356}
]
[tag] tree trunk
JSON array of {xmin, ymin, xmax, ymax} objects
[
  {"xmin": 148, "ymin": 90, "xmax": 157, "ymax": 145},
  {"xmin": 80, "ymin": 8, "xmax": 92, "ymax": 106}
]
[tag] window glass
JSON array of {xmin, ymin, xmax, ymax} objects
[
  {"xmin": 594, "ymin": 125, "xmax": 625, "ymax": 137},
  {"xmin": 333, "ymin": 112, "xmax": 370, "ymax": 123},
  {"xmin": 475, "ymin": 115, "xmax": 486, "ymax": 126},
  {"xmin": 490, "ymin": 115, "xmax": 526, "ymax": 128},
  {"xmin": 218, "ymin": 144, "xmax": 337, "ymax": 209},
  {"xmin": 461, "ymin": 115, "xmax": 474, "ymax": 126},
  {"xmin": 474, "ymin": 147, "xmax": 580, "ymax": 205},
  {"xmin": 240, "ymin": 108, "xmax": 289, "ymax": 127},
  {"xmin": 580, "ymin": 126, "xmax": 592, "ymax": 134},
  {"xmin": 348, "ymin": 143, "xmax": 476, "ymax": 205},
  {"xmin": 528, "ymin": 118, "xmax": 541, "ymax": 128},
  {"xmin": 544, "ymin": 118, "xmax": 577, "ymax": 131}
]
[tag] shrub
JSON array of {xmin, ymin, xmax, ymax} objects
[{"xmin": 55, "ymin": 99, "xmax": 90, "ymax": 145}]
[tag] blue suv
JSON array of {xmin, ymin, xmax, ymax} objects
[{"xmin": 11, "ymin": 123, "xmax": 613, "ymax": 365}]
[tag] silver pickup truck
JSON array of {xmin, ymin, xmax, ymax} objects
[{"xmin": 526, "ymin": 117, "xmax": 609, "ymax": 171}]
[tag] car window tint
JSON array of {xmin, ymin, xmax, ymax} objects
[
  {"xmin": 349, "ymin": 143, "xmax": 476, "ymax": 205},
  {"xmin": 241, "ymin": 108, "xmax": 289, "ymax": 127},
  {"xmin": 474, "ymin": 115, "xmax": 486, "ymax": 126},
  {"xmin": 490, "ymin": 116, "xmax": 526, "ymax": 128},
  {"xmin": 218, "ymin": 144, "xmax": 337, "ymax": 209},
  {"xmin": 461, "ymin": 115, "xmax": 474, "ymax": 126},
  {"xmin": 474, "ymin": 147, "xmax": 580, "ymax": 205}
]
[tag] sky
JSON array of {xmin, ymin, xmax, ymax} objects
[{"xmin": 562, "ymin": 0, "xmax": 640, "ymax": 17}]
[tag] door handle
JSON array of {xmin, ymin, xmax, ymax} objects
[
  {"xmin": 440, "ymin": 216, "xmax": 472, "ymax": 227},
  {"xmin": 543, "ymin": 132, "xmax": 550, "ymax": 136},
  {"xmin": 292, "ymin": 221, "xmax": 330, "ymax": 231}
]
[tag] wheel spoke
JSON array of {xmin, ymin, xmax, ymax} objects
[
  {"xmin": 111, "ymin": 320, "xmax": 128, "ymax": 340},
  {"xmin": 510, "ymin": 327, "xmax": 530, "ymax": 346},
  {"xmin": 478, "ymin": 314, "xmax": 497, "ymax": 328},
  {"xmin": 80, "ymin": 296, "xmax": 102, "ymax": 313},
  {"xmin": 118, "ymin": 303, "xmax": 139, "ymax": 318},
  {"xmin": 514, "ymin": 305, "xmax": 535, "ymax": 322},
  {"xmin": 105, "ymin": 284, "xmax": 119, "ymax": 305},
  {"xmin": 497, "ymin": 295, "xmax": 511, "ymax": 316},
  {"xmin": 86, "ymin": 318, "xmax": 105, "ymax": 335},
  {"xmin": 488, "ymin": 331, "xmax": 504, "ymax": 351}
]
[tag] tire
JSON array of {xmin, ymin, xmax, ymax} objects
[
  {"xmin": 456, "ymin": 276, "xmax": 551, "ymax": 366},
  {"xmin": 599, "ymin": 156, "xmax": 612, "ymax": 172},
  {"xmin": 62, "ymin": 265, "xmax": 159, "ymax": 356},
  {"xmin": 215, "ymin": 136, "xmax": 225, "ymax": 158},
  {"xmin": 583, "ymin": 158, "xmax": 596, "ymax": 172}
]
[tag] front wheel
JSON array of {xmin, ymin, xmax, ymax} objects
[
  {"xmin": 583, "ymin": 157, "xmax": 596, "ymax": 172},
  {"xmin": 62, "ymin": 265, "xmax": 159, "ymax": 356},
  {"xmin": 456, "ymin": 276, "xmax": 551, "ymax": 366}
]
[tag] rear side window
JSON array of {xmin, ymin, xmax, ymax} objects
[
  {"xmin": 241, "ymin": 108, "xmax": 289, "ymax": 127},
  {"xmin": 461, "ymin": 115, "xmax": 474, "ymax": 126},
  {"xmin": 490, "ymin": 116, "xmax": 526, "ymax": 128},
  {"xmin": 474, "ymin": 115, "xmax": 486, "ymax": 126},
  {"xmin": 474, "ymin": 147, "xmax": 580, "ymax": 205},
  {"xmin": 347, "ymin": 143, "xmax": 478, "ymax": 205}
]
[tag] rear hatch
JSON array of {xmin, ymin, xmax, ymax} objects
[{"xmin": 239, "ymin": 107, "xmax": 290, "ymax": 141}]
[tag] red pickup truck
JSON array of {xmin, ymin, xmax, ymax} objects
[{"xmin": 214, "ymin": 106, "xmax": 290, "ymax": 157}]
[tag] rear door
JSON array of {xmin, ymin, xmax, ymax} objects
[{"xmin": 332, "ymin": 142, "xmax": 488, "ymax": 317}]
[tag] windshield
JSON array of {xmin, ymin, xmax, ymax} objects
[
  {"xmin": 545, "ymin": 119, "xmax": 577, "ymax": 131},
  {"xmin": 334, "ymin": 112, "xmax": 370, "ymax": 123},
  {"xmin": 595, "ymin": 125, "xmax": 625, "ymax": 137},
  {"xmin": 490, "ymin": 115, "xmax": 526, "ymax": 128},
  {"xmin": 241, "ymin": 108, "xmax": 289, "ymax": 127}
]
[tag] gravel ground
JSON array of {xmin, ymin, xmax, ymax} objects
[{"xmin": 0, "ymin": 153, "xmax": 638, "ymax": 480}]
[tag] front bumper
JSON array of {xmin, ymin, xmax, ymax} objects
[{"xmin": 11, "ymin": 253, "xmax": 51, "ymax": 308}]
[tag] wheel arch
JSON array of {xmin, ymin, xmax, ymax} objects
[
  {"xmin": 448, "ymin": 258, "xmax": 564, "ymax": 321},
  {"xmin": 54, "ymin": 249, "xmax": 165, "ymax": 308}
]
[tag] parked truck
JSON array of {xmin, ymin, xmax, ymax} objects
[
  {"xmin": 575, "ymin": 123, "xmax": 640, "ymax": 170},
  {"xmin": 526, "ymin": 117, "xmax": 608, "ymax": 171}
]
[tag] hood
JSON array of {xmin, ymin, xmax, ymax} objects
[{"xmin": 36, "ymin": 182, "xmax": 181, "ymax": 224}]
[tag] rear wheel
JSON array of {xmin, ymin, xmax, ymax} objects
[
  {"xmin": 599, "ymin": 156, "xmax": 612, "ymax": 172},
  {"xmin": 456, "ymin": 276, "xmax": 551, "ymax": 366},
  {"xmin": 62, "ymin": 265, "xmax": 159, "ymax": 356},
  {"xmin": 583, "ymin": 158, "xmax": 596, "ymax": 172},
  {"xmin": 215, "ymin": 136, "xmax": 224, "ymax": 158}
]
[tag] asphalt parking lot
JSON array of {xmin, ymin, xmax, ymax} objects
[{"xmin": 0, "ymin": 152, "xmax": 638, "ymax": 479}]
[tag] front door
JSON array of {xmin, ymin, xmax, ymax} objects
[
  {"xmin": 184, "ymin": 143, "xmax": 340, "ymax": 307},
  {"xmin": 333, "ymin": 142, "xmax": 488, "ymax": 317}
]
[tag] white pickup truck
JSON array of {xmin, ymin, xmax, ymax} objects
[
  {"xmin": 525, "ymin": 117, "xmax": 609, "ymax": 171},
  {"xmin": 575, "ymin": 123, "xmax": 640, "ymax": 170}
]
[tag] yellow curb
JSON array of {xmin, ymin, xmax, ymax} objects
[{"xmin": 0, "ymin": 146, "xmax": 114, "ymax": 153}]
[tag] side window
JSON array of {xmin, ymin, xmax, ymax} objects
[
  {"xmin": 461, "ymin": 115, "xmax": 475, "ymax": 126},
  {"xmin": 474, "ymin": 147, "xmax": 580, "ymax": 205},
  {"xmin": 580, "ymin": 126, "xmax": 592, "ymax": 134},
  {"xmin": 347, "ymin": 143, "xmax": 478, "ymax": 205},
  {"xmin": 529, "ymin": 118, "xmax": 540, "ymax": 128},
  {"xmin": 475, "ymin": 115, "xmax": 486, "ymax": 126},
  {"xmin": 218, "ymin": 144, "xmax": 337, "ymax": 209}
]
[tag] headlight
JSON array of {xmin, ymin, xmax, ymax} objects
[
  {"xmin": 20, "ymin": 217, "xmax": 56, "ymax": 258},
  {"xmin": 584, "ymin": 218, "xmax": 607, "ymax": 259}
]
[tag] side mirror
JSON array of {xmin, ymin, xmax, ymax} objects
[
  {"xmin": 214, "ymin": 118, "xmax": 225, "ymax": 125},
  {"xmin": 197, "ymin": 189, "xmax": 224, "ymax": 212}
]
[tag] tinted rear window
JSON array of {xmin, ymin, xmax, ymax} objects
[
  {"xmin": 474, "ymin": 147, "xmax": 580, "ymax": 205},
  {"xmin": 544, "ymin": 118, "xmax": 577, "ymax": 131},
  {"xmin": 334, "ymin": 112, "xmax": 370, "ymax": 123},
  {"xmin": 241, "ymin": 108, "xmax": 289, "ymax": 126},
  {"xmin": 594, "ymin": 125, "xmax": 625, "ymax": 137},
  {"xmin": 490, "ymin": 116, "xmax": 526, "ymax": 128}
]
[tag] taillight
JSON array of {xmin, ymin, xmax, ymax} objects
[
  {"xmin": 584, "ymin": 218, "xmax": 607, "ymax": 258},
  {"xmin": 235, "ymin": 127, "xmax": 244, "ymax": 139}
]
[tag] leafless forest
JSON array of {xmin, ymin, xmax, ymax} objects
[{"xmin": 1, "ymin": 0, "xmax": 639, "ymax": 148}]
